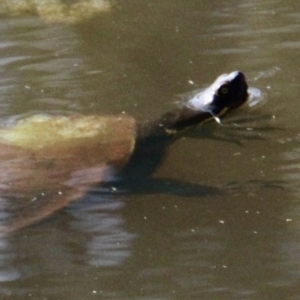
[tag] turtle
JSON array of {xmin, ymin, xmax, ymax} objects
[{"xmin": 0, "ymin": 71, "xmax": 248, "ymax": 233}]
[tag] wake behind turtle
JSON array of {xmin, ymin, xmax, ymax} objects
[{"xmin": 0, "ymin": 71, "xmax": 248, "ymax": 233}]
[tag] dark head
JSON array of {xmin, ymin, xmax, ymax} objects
[
  {"xmin": 187, "ymin": 71, "xmax": 248, "ymax": 117},
  {"xmin": 138, "ymin": 71, "xmax": 249, "ymax": 138},
  {"xmin": 129, "ymin": 71, "xmax": 249, "ymax": 177}
]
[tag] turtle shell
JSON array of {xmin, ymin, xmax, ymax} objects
[{"xmin": 0, "ymin": 114, "xmax": 136, "ymax": 233}]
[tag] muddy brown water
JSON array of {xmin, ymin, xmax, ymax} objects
[{"xmin": 0, "ymin": 0, "xmax": 299, "ymax": 299}]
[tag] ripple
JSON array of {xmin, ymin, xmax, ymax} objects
[{"xmin": 247, "ymin": 87, "xmax": 266, "ymax": 108}]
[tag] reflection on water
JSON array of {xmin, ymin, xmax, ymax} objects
[
  {"xmin": 69, "ymin": 194, "xmax": 136, "ymax": 267},
  {"xmin": 0, "ymin": 235, "xmax": 20, "ymax": 283},
  {"xmin": 0, "ymin": 198, "xmax": 20, "ymax": 284},
  {"xmin": 0, "ymin": 0, "xmax": 299, "ymax": 299},
  {"xmin": 251, "ymin": 66, "xmax": 281, "ymax": 82},
  {"xmin": 0, "ymin": 18, "xmax": 89, "ymax": 115}
]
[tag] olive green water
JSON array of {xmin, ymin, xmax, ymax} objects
[{"xmin": 0, "ymin": 0, "xmax": 300, "ymax": 299}]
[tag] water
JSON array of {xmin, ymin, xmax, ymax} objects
[{"xmin": 0, "ymin": 0, "xmax": 299, "ymax": 299}]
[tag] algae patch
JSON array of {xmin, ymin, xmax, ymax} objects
[{"xmin": 0, "ymin": 0, "xmax": 111, "ymax": 24}]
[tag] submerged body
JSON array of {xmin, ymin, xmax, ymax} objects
[
  {"xmin": 0, "ymin": 115, "xmax": 136, "ymax": 232},
  {"xmin": 0, "ymin": 71, "xmax": 249, "ymax": 233}
]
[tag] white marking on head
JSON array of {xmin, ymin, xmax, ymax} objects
[{"xmin": 187, "ymin": 71, "xmax": 240, "ymax": 112}]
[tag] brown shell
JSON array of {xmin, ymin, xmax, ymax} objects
[{"xmin": 0, "ymin": 114, "xmax": 136, "ymax": 233}]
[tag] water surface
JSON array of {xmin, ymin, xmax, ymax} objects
[{"xmin": 0, "ymin": 0, "xmax": 300, "ymax": 299}]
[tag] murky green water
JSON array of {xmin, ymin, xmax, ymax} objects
[{"xmin": 0, "ymin": 0, "xmax": 300, "ymax": 299}]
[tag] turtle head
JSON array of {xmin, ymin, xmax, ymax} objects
[
  {"xmin": 138, "ymin": 71, "xmax": 249, "ymax": 138},
  {"xmin": 187, "ymin": 71, "xmax": 248, "ymax": 119}
]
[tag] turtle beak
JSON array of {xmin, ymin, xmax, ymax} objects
[{"xmin": 225, "ymin": 71, "xmax": 249, "ymax": 110}]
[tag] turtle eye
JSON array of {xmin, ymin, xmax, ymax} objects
[{"xmin": 219, "ymin": 84, "xmax": 229, "ymax": 95}]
